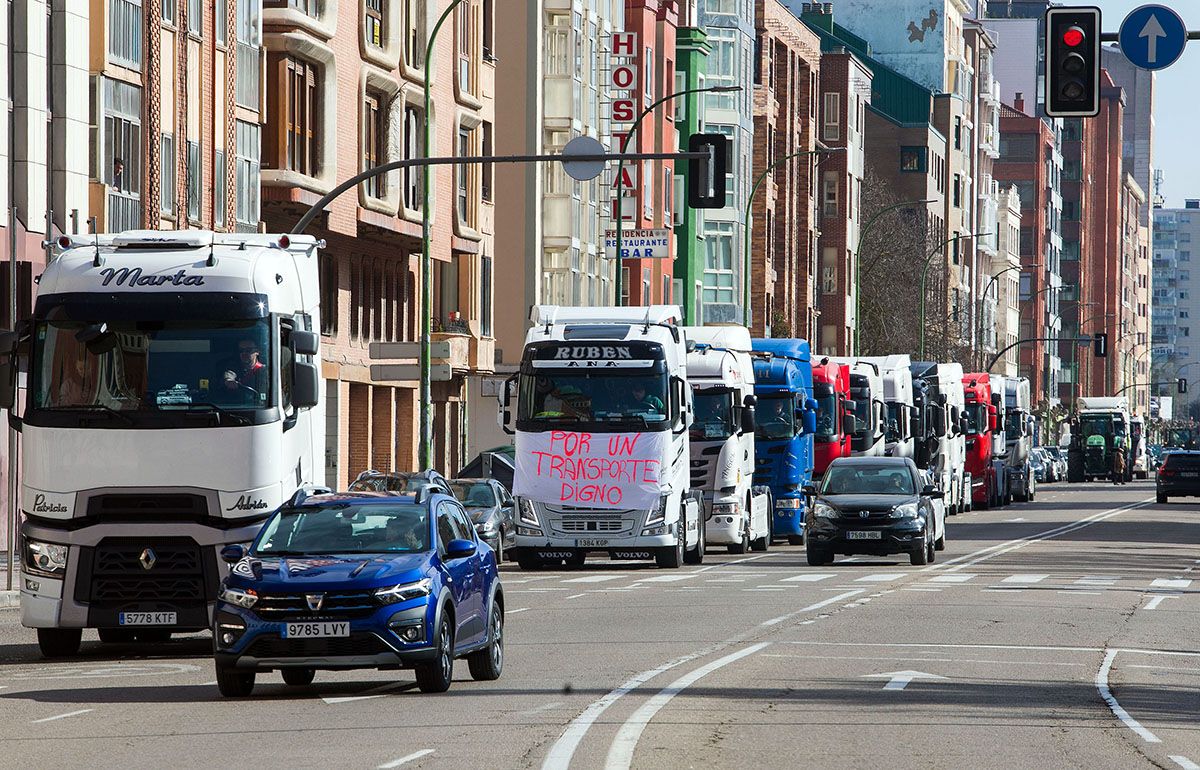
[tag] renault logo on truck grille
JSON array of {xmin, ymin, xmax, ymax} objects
[
  {"xmin": 306, "ymin": 594, "xmax": 325, "ymax": 612},
  {"xmin": 138, "ymin": 548, "xmax": 157, "ymax": 570}
]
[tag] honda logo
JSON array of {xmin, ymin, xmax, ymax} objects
[
  {"xmin": 138, "ymin": 548, "xmax": 157, "ymax": 570},
  {"xmin": 859, "ymin": 511, "xmax": 871, "ymax": 519},
  {"xmin": 306, "ymin": 593, "xmax": 325, "ymax": 612}
]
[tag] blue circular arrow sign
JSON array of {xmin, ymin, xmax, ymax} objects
[{"xmin": 1119, "ymin": 4, "xmax": 1188, "ymax": 71}]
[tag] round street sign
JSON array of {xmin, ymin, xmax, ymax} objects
[
  {"xmin": 1118, "ymin": 4, "xmax": 1188, "ymax": 71},
  {"xmin": 561, "ymin": 135, "xmax": 607, "ymax": 182}
]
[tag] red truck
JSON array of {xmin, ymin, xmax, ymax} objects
[
  {"xmin": 962, "ymin": 372, "xmax": 1002, "ymax": 508},
  {"xmin": 812, "ymin": 359, "xmax": 855, "ymax": 480}
]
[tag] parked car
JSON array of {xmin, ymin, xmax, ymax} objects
[
  {"xmin": 349, "ymin": 469, "xmax": 454, "ymax": 497},
  {"xmin": 450, "ymin": 478, "xmax": 516, "ymax": 561},
  {"xmin": 803, "ymin": 457, "xmax": 945, "ymax": 567},
  {"xmin": 1044, "ymin": 447, "xmax": 1068, "ymax": 481},
  {"xmin": 1156, "ymin": 451, "xmax": 1200, "ymax": 504},
  {"xmin": 1030, "ymin": 448, "xmax": 1050, "ymax": 483},
  {"xmin": 212, "ymin": 489, "xmax": 504, "ymax": 697}
]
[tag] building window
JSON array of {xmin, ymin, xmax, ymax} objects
[
  {"xmin": 266, "ymin": 0, "xmax": 317, "ymax": 15},
  {"xmin": 363, "ymin": 92, "xmax": 385, "ymax": 198},
  {"xmin": 163, "ymin": 0, "xmax": 176, "ymax": 23},
  {"xmin": 365, "ymin": 0, "xmax": 383, "ymax": 48},
  {"xmin": 160, "ymin": 134, "xmax": 176, "ymax": 216},
  {"xmin": 457, "ymin": 126, "xmax": 472, "ymax": 226},
  {"xmin": 320, "ymin": 253, "xmax": 338, "ymax": 336},
  {"xmin": 97, "ymin": 78, "xmax": 143, "ymax": 231},
  {"xmin": 703, "ymin": 221, "xmax": 736, "ymax": 305},
  {"xmin": 952, "ymin": 174, "xmax": 962, "ymax": 208},
  {"xmin": 188, "ymin": 0, "xmax": 202, "ymax": 35},
  {"xmin": 216, "ymin": 0, "xmax": 228, "ymax": 45},
  {"xmin": 822, "ymin": 92, "xmax": 840, "ymax": 141},
  {"xmin": 457, "ymin": 1, "xmax": 473, "ymax": 94},
  {"xmin": 481, "ymin": 255, "xmax": 493, "ymax": 337},
  {"xmin": 480, "ymin": 121, "xmax": 493, "ymax": 202},
  {"xmin": 482, "ymin": 0, "xmax": 493, "ymax": 59},
  {"xmin": 404, "ymin": 0, "xmax": 426, "ymax": 69},
  {"xmin": 187, "ymin": 140, "xmax": 201, "ymax": 221},
  {"xmin": 111, "ymin": 0, "xmax": 143, "ymax": 67},
  {"xmin": 822, "ymin": 172, "xmax": 838, "ymax": 218},
  {"xmin": 236, "ymin": 0, "xmax": 261, "ymax": 108},
  {"xmin": 235, "ymin": 120, "xmax": 261, "ymax": 230},
  {"xmin": 900, "ymin": 146, "xmax": 926, "ymax": 173},
  {"xmin": 214, "ymin": 149, "xmax": 227, "ymax": 229},
  {"xmin": 266, "ymin": 55, "xmax": 319, "ymax": 176},
  {"xmin": 953, "ymin": 116, "xmax": 962, "ymax": 150},
  {"xmin": 403, "ymin": 104, "xmax": 425, "ymax": 211}
]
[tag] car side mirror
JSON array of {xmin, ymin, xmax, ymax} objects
[
  {"xmin": 802, "ymin": 484, "xmax": 817, "ymax": 497},
  {"xmin": 220, "ymin": 544, "xmax": 247, "ymax": 564},
  {"xmin": 446, "ymin": 538, "xmax": 477, "ymax": 560},
  {"xmin": 290, "ymin": 329, "xmax": 319, "ymax": 356},
  {"xmin": 921, "ymin": 485, "xmax": 942, "ymax": 499},
  {"xmin": 292, "ymin": 361, "xmax": 320, "ymax": 409}
]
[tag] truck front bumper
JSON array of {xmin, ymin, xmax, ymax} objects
[{"xmin": 704, "ymin": 496, "xmax": 746, "ymax": 545}]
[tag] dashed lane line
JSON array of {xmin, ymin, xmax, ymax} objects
[
  {"xmin": 378, "ymin": 749, "xmax": 435, "ymax": 768},
  {"xmin": 31, "ymin": 709, "xmax": 93, "ymax": 724},
  {"xmin": 1170, "ymin": 757, "xmax": 1200, "ymax": 770}
]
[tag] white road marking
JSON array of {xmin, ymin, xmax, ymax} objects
[
  {"xmin": 633, "ymin": 574, "xmax": 695, "ymax": 583},
  {"xmin": 1152, "ymin": 578, "xmax": 1193, "ymax": 590},
  {"xmin": 705, "ymin": 578, "xmax": 746, "ymax": 583},
  {"xmin": 855, "ymin": 573, "xmax": 906, "ymax": 582},
  {"xmin": 1096, "ymin": 649, "xmax": 1160, "ymax": 743},
  {"xmin": 323, "ymin": 681, "xmax": 413, "ymax": 705},
  {"xmin": 695, "ymin": 553, "xmax": 773, "ymax": 573},
  {"xmin": 1004, "ymin": 518, "xmax": 1028, "ymax": 522},
  {"xmin": 378, "ymin": 749, "xmax": 435, "ymax": 768},
  {"xmin": 524, "ymin": 587, "xmax": 569, "ymax": 592},
  {"xmin": 603, "ymin": 643, "xmax": 771, "ymax": 770},
  {"xmin": 1170, "ymin": 756, "xmax": 1200, "ymax": 770},
  {"xmin": 863, "ymin": 670, "xmax": 946, "ymax": 691},
  {"xmin": 1144, "ymin": 595, "xmax": 1179, "ymax": 610},
  {"xmin": 31, "ymin": 709, "xmax": 93, "ymax": 724},
  {"xmin": 745, "ymin": 587, "xmax": 786, "ymax": 592},
  {"xmin": 903, "ymin": 587, "xmax": 942, "ymax": 592},
  {"xmin": 200, "ymin": 681, "xmax": 218, "ymax": 686},
  {"xmin": 1058, "ymin": 590, "xmax": 1102, "ymax": 596},
  {"xmin": 759, "ymin": 590, "xmax": 866, "ymax": 627},
  {"xmin": 565, "ymin": 593, "xmax": 586, "ymax": 600},
  {"xmin": 927, "ymin": 573, "xmax": 976, "ymax": 583},
  {"xmin": 781, "ymin": 573, "xmax": 836, "ymax": 582},
  {"xmin": 508, "ymin": 607, "xmax": 530, "ymax": 614},
  {"xmin": 1002, "ymin": 574, "xmax": 1049, "ymax": 584},
  {"xmin": 562, "ymin": 574, "xmax": 628, "ymax": 583},
  {"xmin": 1075, "ymin": 576, "xmax": 1119, "ymax": 586}
]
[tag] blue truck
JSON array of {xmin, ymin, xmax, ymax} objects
[{"xmin": 750, "ymin": 339, "xmax": 818, "ymax": 545}]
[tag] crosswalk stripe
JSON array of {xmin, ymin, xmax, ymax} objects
[
  {"xmin": 927, "ymin": 573, "xmax": 977, "ymax": 583},
  {"xmin": 562, "ymin": 575, "xmax": 628, "ymax": 583},
  {"xmin": 1001, "ymin": 574, "xmax": 1048, "ymax": 584},
  {"xmin": 634, "ymin": 574, "xmax": 696, "ymax": 583},
  {"xmin": 1074, "ymin": 576, "xmax": 1119, "ymax": 586},
  {"xmin": 855, "ymin": 573, "xmax": 906, "ymax": 582},
  {"xmin": 780, "ymin": 574, "xmax": 836, "ymax": 583},
  {"xmin": 1151, "ymin": 578, "xmax": 1193, "ymax": 590}
]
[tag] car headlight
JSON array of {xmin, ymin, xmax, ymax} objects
[
  {"xmin": 776, "ymin": 498, "xmax": 803, "ymax": 509},
  {"xmin": 889, "ymin": 503, "xmax": 920, "ymax": 519},
  {"xmin": 218, "ymin": 584, "xmax": 258, "ymax": 608},
  {"xmin": 476, "ymin": 519, "xmax": 498, "ymax": 535},
  {"xmin": 517, "ymin": 497, "xmax": 540, "ymax": 527},
  {"xmin": 374, "ymin": 577, "xmax": 433, "ymax": 605},
  {"xmin": 813, "ymin": 502, "xmax": 836, "ymax": 519},
  {"xmin": 24, "ymin": 539, "xmax": 68, "ymax": 578}
]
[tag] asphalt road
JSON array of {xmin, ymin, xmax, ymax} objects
[{"xmin": 0, "ymin": 480, "xmax": 1196, "ymax": 769}]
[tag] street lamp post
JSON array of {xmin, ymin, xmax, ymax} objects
[
  {"xmin": 742, "ymin": 146, "xmax": 843, "ymax": 328},
  {"xmin": 613, "ymin": 85, "xmax": 741, "ymax": 305},
  {"xmin": 975, "ymin": 264, "xmax": 1021, "ymax": 370},
  {"xmin": 917, "ymin": 231, "xmax": 990, "ymax": 360},
  {"xmin": 853, "ymin": 198, "xmax": 934, "ymax": 356}
]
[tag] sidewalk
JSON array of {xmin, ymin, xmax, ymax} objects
[{"xmin": 0, "ymin": 590, "xmax": 17, "ymax": 609}]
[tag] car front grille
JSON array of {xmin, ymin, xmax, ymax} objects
[
  {"xmin": 253, "ymin": 592, "xmax": 379, "ymax": 621},
  {"xmin": 245, "ymin": 633, "xmax": 392, "ymax": 658}
]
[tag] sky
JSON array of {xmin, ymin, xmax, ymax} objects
[{"xmin": 1094, "ymin": 1, "xmax": 1200, "ymax": 208}]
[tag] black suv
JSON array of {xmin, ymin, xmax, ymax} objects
[{"xmin": 1156, "ymin": 451, "xmax": 1200, "ymax": 504}]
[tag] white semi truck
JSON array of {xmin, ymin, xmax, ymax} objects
[
  {"xmin": 911, "ymin": 361, "xmax": 969, "ymax": 514},
  {"xmin": 684, "ymin": 326, "xmax": 771, "ymax": 554},
  {"xmin": 1004, "ymin": 377, "xmax": 1036, "ymax": 501},
  {"xmin": 0, "ymin": 231, "xmax": 325, "ymax": 657},
  {"xmin": 861, "ymin": 355, "xmax": 915, "ymax": 458},
  {"xmin": 504, "ymin": 306, "xmax": 703, "ymax": 569},
  {"xmin": 832, "ymin": 357, "xmax": 886, "ymax": 457}
]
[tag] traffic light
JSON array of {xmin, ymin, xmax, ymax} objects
[
  {"xmin": 1180, "ymin": 379, "xmax": 1189, "ymax": 395},
  {"xmin": 687, "ymin": 133, "xmax": 729, "ymax": 210},
  {"xmin": 1093, "ymin": 332, "xmax": 1108, "ymax": 358},
  {"xmin": 1045, "ymin": 7, "xmax": 1102, "ymax": 117}
]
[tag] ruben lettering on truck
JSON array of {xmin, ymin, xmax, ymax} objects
[
  {"xmin": 553, "ymin": 346, "xmax": 634, "ymax": 360},
  {"xmin": 99, "ymin": 267, "xmax": 206, "ymax": 288}
]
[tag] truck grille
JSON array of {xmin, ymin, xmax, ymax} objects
[
  {"xmin": 244, "ymin": 633, "xmax": 392, "ymax": 658},
  {"xmin": 80, "ymin": 537, "xmax": 211, "ymax": 605},
  {"xmin": 253, "ymin": 592, "xmax": 378, "ymax": 621},
  {"xmin": 86, "ymin": 494, "xmax": 209, "ymax": 521},
  {"xmin": 690, "ymin": 458, "xmax": 715, "ymax": 487},
  {"xmin": 554, "ymin": 513, "xmax": 632, "ymax": 534}
]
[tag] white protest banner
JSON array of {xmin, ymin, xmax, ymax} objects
[{"xmin": 513, "ymin": 430, "xmax": 669, "ymax": 511}]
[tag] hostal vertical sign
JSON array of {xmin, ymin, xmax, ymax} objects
[{"xmin": 608, "ymin": 31, "xmax": 639, "ymax": 223}]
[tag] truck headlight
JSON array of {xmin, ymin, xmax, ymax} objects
[
  {"xmin": 776, "ymin": 498, "xmax": 803, "ymax": 509},
  {"xmin": 712, "ymin": 502, "xmax": 740, "ymax": 517},
  {"xmin": 645, "ymin": 495, "xmax": 669, "ymax": 528},
  {"xmin": 374, "ymin": 577, "xmax": 432, "ymax": 605},
  {"xmin": 517, "ymin": 498, "xmax": 540, "ymax": 527},
  {"xmin": 24, "ymin": 539, "xmax": 68, "ymax": 578},
  {"xmin": 889, "ymin": 503, "xmax": 920, "ymax": 519},
  {"xmin": 813, "ymin": 503, "xmax": 836, "ymax": 519},
  {"xmin": 218, "ymin": 584, "xmax": 258, "ymax": 609}
]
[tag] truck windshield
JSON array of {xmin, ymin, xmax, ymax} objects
[
  {"xmin": 255, "ymin": 503, "xmax": 430, "ymax": 555},
  {"xmin": 964, "ymin": 404, "xmax": 988, "ymax": 435},
  {"xmin": 1079, "ymin": 415, "xmax": 1114, "ymax": 441},
  {"xmin": 755, "ymin": 394, "xmax": 795, "ymax": 440},
  {"xmin": 691, "ymin": 388, "xmax": 736, "ymax": 441},
  {"xmin": 517, "ymin": 371, "xmax": 669, "ymax": 428},
  {"xmin": 885, "ymin": 403, "xmax": 904, "ymax": 443},
  {"xmin": 1005, "ymin": 410, "xmax": 1024, "ymax": 442},
  {"xmin": 32, "ymin": 319, "xmax": 272, "ymax": 413},
  {"xmin": 814, "ymin": 387, "xmax": 837, "ymax": 443}
]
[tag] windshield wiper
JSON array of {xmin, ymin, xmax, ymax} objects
[
  {"xmin": 179, "ymin": 403, "xmax": 252, "ymax": 426},
  {"xmin": 50, "ymin": 405, "xmax": 134, "ymax": 426}
]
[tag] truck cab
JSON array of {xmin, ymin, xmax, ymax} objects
[
  {"xmin": 684, "ymin": 326, "xmax": 772, "ymax": 554},
  {"xmin": 860, "ymin": 355, "xmax": 915, "ymax": 459},
  {"xmin": 832, "ymin": 358, "xmax": 887, "ymax": 457},
  {"xmin": 0, "ymin": 231, "xmax": 324, "ymax": 657},
  {"xmin": 1004, "ymin": 377, "xmax": 1036, "ymax": 501},
  {"xmin": 751, "ymin": 338, "xmax": 818, "ymax": 546},
  {"xmin": 963, "ymin": 373, "xmax": 1001, "ymax": 508},
  {"xmin": 1130, "ymin": 415, "xmax": 1148, "ymax": 479},
  {"xmin": 812, "ymin": 358, "xmax": 855, "ymax": 481},
  {"xmin": 505, "ymin": 306, "xmax": 703, "ymax": 569},
  {"xmin": 1068, "ymin": 396, "xmax": 1132, "ymax": 483},
  {"xmin": 911, "ymin": 361, "xmax": 968, "ymax": 514}
]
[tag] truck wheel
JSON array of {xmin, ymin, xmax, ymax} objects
[
  {"xmin": 683, "ymin": 519, "xmax": 705, "ymax": 565},
  {"xmin": 727, "ymin": 528, "xmax": 750, "ymax": 555},
  {"xmin": 656, "ymin": 536, "xmax": 684, "ymax": 568},
  {"xmin": 215, "ymin": 663, "xmax": 255, "ymax": 697},
  {"xmin": 788, "ymin": 535, "xmax": 805, "ymax": 546},
  {"xmin": 37, "ymin": 628, "xmax": 82, "ymax": 658},
  {"xmin": 281, "ymin": 668, "xmax": 315, "ymax": 686},
  {"xmin": 515, "ymin": 553, "xmax": 543, "ymax": 571},
  {"xmin": 750, "ymin": 521, "xmax": 769, "ymax": 553},
  {"xmin": 1157, "ymin": 493, "xmax": 1168, "ymax": 504}
]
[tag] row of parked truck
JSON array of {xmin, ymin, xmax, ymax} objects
[{"xmin": 502, "ymin": 306, "xmax": 1040, "ymax": 569}]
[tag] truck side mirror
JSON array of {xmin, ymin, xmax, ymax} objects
[
  {"xmin": 0, "ymin": 329, "xmax": 17, "ymax": 412},
  {"xmin": 742, "ymin": 394, "xmax": 757, "ymax": 408},
  {"xmin": 801, "ymin": 409, "xmax": 817, "ymax": 436},
  {"xmin": 292, "ymin": 361, "xmax": 319, "ymax": 409},
  {"xmin": 499, "ymin": 374, "xmax": 517, "ymax": 435},
  {"xmin": 843, "ymin": 414, "xmax": 858, "ymax": 435},
  {"xmin": 909, "ymin": 412, "xmax": 921, "ymax": 438},
  {"xmin": 988, "ymin": 405, "xmax": 998, "ymax": 432},
  {"xmin": 740, "ymin": 404, "xmax": 756, "ymax": 435},
  {"xmin": 290, "ymin": 329, "xmax": 319, "ymax": 356},
  {"xmin": 932, "ymin": 408, "xmax": 947, "ymax": 436},
  {"xmin": 959, "ymin": 414, "xmax": 970, "ymax": 435}
]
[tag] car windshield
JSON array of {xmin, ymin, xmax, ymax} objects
[
  {"xmin": 755, "ymin": 394, "xmax": 796, "ymax": 440},
  {"xmin": 815, "ymin": 388, "xmax": 837, "ymax": 442},
  {"xmin": 691, "ymin": 389, "xmax": 736, "ymax": 441},
  {"xmin": 821, "ymin": 465, "xmax": 916, "ymax": 496},
  {"xmin": 255, "ymin": 503, "xmax": 431, "ymax": 555},
  {"xmin": 32, "ymin": 318, "xmax": 273, "ymax": 412},
  {"xmin": 518, "ymin": 370, "xmax": 669, "ymax": 426},
  {"xmin": 451, "ymin": 482, "xmax": 498, "ymax": 508}
]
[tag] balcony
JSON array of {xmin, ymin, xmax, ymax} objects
[{"xmin": 107, "ymin": 190, "xmax": 142, "ymax": 232}]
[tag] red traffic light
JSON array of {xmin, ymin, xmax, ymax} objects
[{"xmin": 1062, "ymin": 25, "xmax": 1085, "ymax": 47}]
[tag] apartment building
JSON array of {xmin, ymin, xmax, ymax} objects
[
  {"xmin": 255, "ymin": 0, "xmax": 497, "ymax": 484},
  {"xmin": 748, "ymin": 0, "xmax": 820, "ymax": 338},
  {"xmin": 967, "ymin": 20, "xmax": 1002, "ymax": 369},
  {"xmin": 1153, "ymin": 203, "xmax": 1200, "ymax": 418},
  {"xmin": 673, "ymin": 0, "xmax": 707, "ymax": 324},
  {"xmin": 992, "ymin": 184, "xmax": 1021, "ymax": 377}
]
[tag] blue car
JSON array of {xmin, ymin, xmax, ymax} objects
[{"xmin": 212, "ymin": 489, "xmax": 505, "ymax": 697}]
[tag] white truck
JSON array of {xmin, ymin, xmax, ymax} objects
[
  {"xmin": 684, "ymin": 326, "xmax": 771, "ymax": 554},
  {"xmin": 1004, "ymin": 377, "xmax": 1036, "ymax": 501},
  {"xmin": 1130, "ymin": 415, "xmax": 1148, "ymax": 479},
  {"xmin": 987, "ymin": 374, "xmax": 1012, "ymax": 505},
  {"xmin": 1068, "ymin": 396, "xmax": 1132, "ymax": 483},
  {"xmin": 861, "ymin": 355, "xmax": 915, "ymax": 458},
  {"xmin": 832, "ymin": 357, "xmax": 886, "ymax": 457},
  {"xmin": 0, "ymin": 230, "xmax": 325, "ymax": 657},
  {"xmin": 911, "ymin": 361, "xmax": 969, "ymax": 514},
  {"xmin": 503, "ymin": 306, "xmax": 703, "ymax": 569}
]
